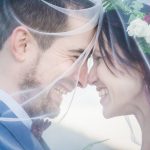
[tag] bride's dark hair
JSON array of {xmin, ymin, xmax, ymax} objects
[{"xmin": 98, "ymin": 9, "xmax": 150, "ymax": 92}]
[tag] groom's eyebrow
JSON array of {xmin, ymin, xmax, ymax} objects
[
  {"xmin": 70, "ymin": 49, "xmax": 84, "ymax": 53},
  {"xmin": 71, "ymin": 48, "xmax": 94, "ymax": 57},
  {"xmin": 69, "ymin": 49, "xmax": 85, "ymax": 59}
]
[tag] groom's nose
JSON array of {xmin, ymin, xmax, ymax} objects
[
  {"xmin": 77, "ymin": 61, "xmax": 88, "ymax": 88},
  {"xmin": 88, "ymin": 65, "xmax": 97, "ymax": 85}
]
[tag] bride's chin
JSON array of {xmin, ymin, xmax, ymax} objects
[
  {"xmin": 103, "ymin": 111, "xmax": 113, "ymax": 119},
  {"xmin": 102, "ymin": 107, "xmax": 117, "ymax": 119}
]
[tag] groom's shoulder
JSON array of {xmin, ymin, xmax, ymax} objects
[{"xmin": 0, "ymin": 123, "xmax": 24, "ymax": 150}]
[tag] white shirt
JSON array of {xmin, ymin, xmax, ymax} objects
[{"xmin": 0, "ymin": 90, "xmax": 32, "ymax": 129}]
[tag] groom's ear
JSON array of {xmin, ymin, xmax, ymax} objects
[{"xmin": 9, "ymin": 26, "xmax": 34, "ymax": 62}]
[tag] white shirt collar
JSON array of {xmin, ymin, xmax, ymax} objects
[{"xmin": 0, "ymin": 90, "xmax": 32, "ymax": 129}]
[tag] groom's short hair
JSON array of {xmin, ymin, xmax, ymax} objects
[{"xmin": 0, "ymin": 0, "xmax": 94, "ymax": 50}]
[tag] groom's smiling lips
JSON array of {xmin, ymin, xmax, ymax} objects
[
  {"xmin": 45, "ymin": 83, "xmax": 75, "ymax": 118},
  {"xmin": 47, "ymin": 81, "xmax": 75, "ymax": 105}
]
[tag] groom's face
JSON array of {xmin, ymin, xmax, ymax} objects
[{"xmin": 20, "ymin": 18, "xmax": 94, "ymax": 118}]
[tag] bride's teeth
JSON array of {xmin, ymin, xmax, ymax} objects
[
  {"xmin": 63, "ymin": 90, "xmax": 67, "ymax": 95},
  {"xmin": 60, "ymin": 88, "xmax": 65, "ymax": 94},
  {"xmin": 99, "ymin": 89, "xmax": 108, "ymax": 97},
  {"xmin": 55, "ymin": 88, "xmax": 60, "ymax": 94}
]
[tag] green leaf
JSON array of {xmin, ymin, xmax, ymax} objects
[
  {"xmin": 102, "ymin": 0, "xmax": 131, "ymax": 13},
  {"xmin": 138, "ymin": 38, "xmax": 150, "ymax": 54},
  {"xmin": 128, "ymin": 11, "xmax": 145, "ymax": 23},
  {"xmin": 131, "ymin": 1, "xmax": 144, "ymax": 11},
  {"xmin": 102, "ymin": 0, "xmax": 115, "ymax": 11},
  {"xmin": 128, "ymin": 14, "xmax": 137, "ymax": 23}
]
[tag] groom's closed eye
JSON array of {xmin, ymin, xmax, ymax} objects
[{"xmin": 70, "ymin": 49, "xmax": 85, "ymax": 59}]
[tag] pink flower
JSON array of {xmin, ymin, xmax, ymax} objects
[{"xmin": 144, "ymin": 14, "xmax": 150, "ymax": 24}]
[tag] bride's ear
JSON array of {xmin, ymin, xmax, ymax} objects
[{"xmin": 9, "ymin": 26, "xmax": 33, "ymax": 62}]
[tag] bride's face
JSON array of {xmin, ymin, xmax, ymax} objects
[{"xmin": 88, "ymin": 46, "xmax": 145, "ymax": 118}]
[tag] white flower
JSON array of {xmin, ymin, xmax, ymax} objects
[
  {"xmin": 145, "ymin": 25, "xmax": 150, "ymax": 44},
  {"xmin": 127, "ymin": 18, "xmax": 149, "ymax": 38}
]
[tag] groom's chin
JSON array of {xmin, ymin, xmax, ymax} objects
[{"xmin": 47, "ymin": 109, "xmax": 60, "ymax": 119}]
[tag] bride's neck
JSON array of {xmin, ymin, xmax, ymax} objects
[
  {"xmin": 134, "ymin": 91, "xmax": 150, "ymax": 150},
  {"xmin": 141, "ymin": 124, "xmax": 150, "ymax": 150}
]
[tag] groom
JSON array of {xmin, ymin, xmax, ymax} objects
[{"xmin": 0, "ymin": 0, "xmax": 96, "ymax": 149}]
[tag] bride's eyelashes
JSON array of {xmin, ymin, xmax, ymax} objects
[
  {"xmin": 95, "ymin": 56, "xmax": 103, "ymax": 60},
  {"xmin": 93, "ymin": 55, "xmax": 103, "ymax": 63}
]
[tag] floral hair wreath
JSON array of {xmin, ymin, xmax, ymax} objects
[{"xmin": 102, "ymin": 0, "xmax": 150, "ymax": 54}]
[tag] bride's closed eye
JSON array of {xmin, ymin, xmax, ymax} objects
[
  {"xmin": 94, "ymin": 56, "xmax": 103, "ymax": 60},
  {"xmin": 93, "ymin": 53, "xmax": 103, "ymax": 64}
]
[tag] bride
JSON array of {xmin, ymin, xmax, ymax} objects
[{"xmin": 88, "ymin": 1, "xmax": 150, "ymax": 150}]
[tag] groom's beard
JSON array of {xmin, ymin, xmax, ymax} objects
[
  {"xmin": 19, "ymin": 72, "xmax": 60, "ymax": 119},
  {"xmin": 18, "ymin": 60, "xmax": 60, "ymax": 119}
]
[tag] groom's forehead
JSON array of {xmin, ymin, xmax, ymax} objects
[
  {"xmin": 51, "ymin": 30, "xmax": 94, "ymax": 52},
  {"xmin": 46, "ymin": 16, "xmax": 95, "ymax": 55}
]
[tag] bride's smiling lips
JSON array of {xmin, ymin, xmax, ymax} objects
[{"xmin": 96, "ymin": 87, "xmax": 109, "ymax": 105}]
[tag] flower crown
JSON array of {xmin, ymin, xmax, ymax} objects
[{"xmin": 102, "ymin": 0, "xmax": 150, "ymax": 54}]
